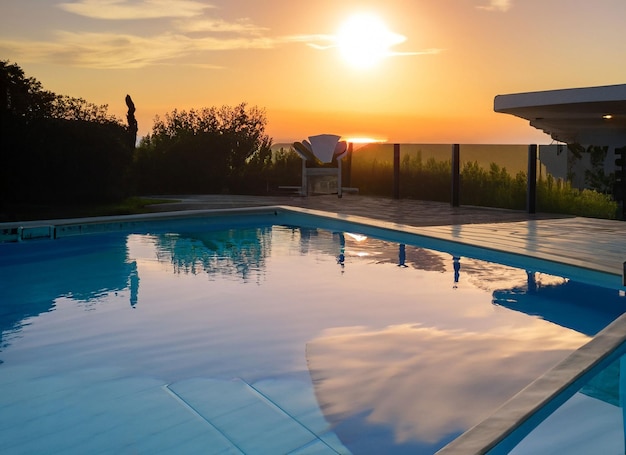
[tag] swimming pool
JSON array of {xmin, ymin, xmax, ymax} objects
[{"xmin": 1, "ymin": 208, "xmax": 625, "ymax": 454}]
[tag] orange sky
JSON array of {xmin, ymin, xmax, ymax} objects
[{"xmin": 3, "ymin": 1, "xmax": 626, "ymax": 144}]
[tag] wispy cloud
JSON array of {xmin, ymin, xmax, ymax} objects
[
  {"xmin": 2, "ymin": 3, "xmax": 439, "ymax": 70},
  {"xmin": 299, "ymin": 34, "xmax": 443, "ymax": 58},
  {"xmin": 0, "ymin": 1, "xmax": 276, "ymax": 69},
  {"xmin": 391, "ymin": 49, "xmax": 443, "ymax": 57},
  {"xmin": 58, "ymin": 0, "xmax": 213, "ymax": 20},
  {"xmin": 476, "ymin": 0, "xmax": 513, "ymax": 12},
  {"xmin": 0, "ymin": 30, "xmax": 273, "ymax": 69},
  {"xmin": 282, "ymin": 34, "xmax": 334, "ymax": 49},
  {"xmin": 176, "ymin": 18, "xmax": 268, "ymax": 35}
]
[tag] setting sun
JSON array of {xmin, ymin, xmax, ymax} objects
[
  {"xmin": 344, "ymin": 136, "xmax": 386, "ymax": 144},
  {"xmin": 336, "ymin": 13, "xmax": 405, "ymax": 69},
  {"xmin": 3, "ymin": 1, "xmax": 623, "ymax": 144}
]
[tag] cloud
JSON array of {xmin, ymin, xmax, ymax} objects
[
  {"xmin": 0, "ymin": 30, "xmax": 273, "ymax": 69},
  {"xmin": 1, "ymin": 6, "xmax": 439, "ymax": 70},
  {"xmin": 0, "ymin": 29, "xmax": 439, "ymax": 70},
  {"xmin": 176, "ymin": 18, "xmax": 268, "ymax": 35},
  {"xmin": 4, "ymin": 28, "xmax": 433, "ymax": 70},
  {"xmin": 283, "ymin": 33, "xmax": 334, "ymax": 49},
  {"xmin": 0, "ymin": 1, "xmax": 271, "ymax": 69},
  {"xmin": 477, "ymin": 0, "xmax": 513, "ymax": 12},
  {"xmin": 293, "ymin": 35, "xmax": 442, "ymax": 67},
  {"xmin": 389, "ymin": 48, "xmax": 443, "ymax": 57},
  {"xmin": 296, "ymin": 34, "xmax": 442, "ymax": 57},
  {"xmin": 58, "ymin": 0, "xmax": 213, "ymax": 20}
]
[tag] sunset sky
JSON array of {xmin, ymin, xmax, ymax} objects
[{"xmin": 2, "ymin": 0, "xmax": 626, "ymax": 144}]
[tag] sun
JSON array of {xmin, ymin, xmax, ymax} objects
[{"xmin": 336, "ymin": 13, "xmax": 405, "ymax": 69}]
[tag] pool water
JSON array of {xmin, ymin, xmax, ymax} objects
[{"xmin": 1, "ymin": 221, "xmax": 625, "ymax": 454}]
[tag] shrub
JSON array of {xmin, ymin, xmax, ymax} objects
[
  {"xmin": 400, "ymin": 153, "xmax": 451, "ymax": 202},
  {"xmin": 537, "ymin": 175, "xmax": 618, "ymax": 219},
  {"xmin": 133, "ymin": 104, "xmax": 271, "ymax": 194},
  {"xmin": 460, "ymin": 161, "xmax": 526, "ymax": 210}
]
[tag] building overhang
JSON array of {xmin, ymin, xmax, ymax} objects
[{"xmin": 494, "ymin": 84, "xmax": 626, "ymax": 146}]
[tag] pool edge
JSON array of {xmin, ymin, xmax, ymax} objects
[
  {"xmin": 435, "ymin": 311, "xmax": 626, "ymax": 455},
  {"xmin": 2, "ymin": 205, "xmax": 622, "ymax": 280}
]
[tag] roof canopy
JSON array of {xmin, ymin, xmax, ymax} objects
[{"xmin": 494, "ymin": 84, "xmax": 626, "ymax": 146}]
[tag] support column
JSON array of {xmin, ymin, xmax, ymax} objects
[
  {"xmin": 527, "ymin": 144, "xmax": 537, "ymax": 214},
  {"xmin": 451, "ymin": 144, "xmax": 460, "ymax": 207},
  {"xmin": 393, "ymin": 143, "xmax": 400, "ymax": 199}
]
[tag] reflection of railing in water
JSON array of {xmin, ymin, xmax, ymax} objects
[
  {"xmin": 300, "ymin": 228, "xmax": 449, "ymax": 273},
  {"xmin": 151, "ymin": 225, "xmax": 626, "ymax": 331},
  {"xmin": 151, "ymin": 226, "xmax": 626, "ymax": 337}
]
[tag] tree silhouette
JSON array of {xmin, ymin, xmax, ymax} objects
[
  {"xmin": 1, "ymin": 61, "xmax": 132, "ymax": 216},
  {"xmin": 134, "ymin": 103, "xmax": 272, "ymax": 194}
]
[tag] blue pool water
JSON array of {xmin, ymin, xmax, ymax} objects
[{"xmin": 1, "ymin": 215, "xmax": 625, "ymax": 454}]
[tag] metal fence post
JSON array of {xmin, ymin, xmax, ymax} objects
[
  {"xmin": 344, "ymin": 142, "xmax": 353, "ymax": 188},
  {"xmin": 393, "ymin": 143, "xmax": 400, "ymax": 199},
  {"xmin": 451, "ymin": 144, "xmax": 460, "ymax": 207},
  {"xmin": 527, "ymin": 144, "xmax": 537, "ymax": 214}
]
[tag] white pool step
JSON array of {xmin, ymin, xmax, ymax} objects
[
  {"xmin": 165, "ymin": 377, "xmax": 349, "ymax": 454},
  {"xmin": 0, "ymin": 366, "xmax": 350, "ymax": 454}
]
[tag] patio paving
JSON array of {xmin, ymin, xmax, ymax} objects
[{"xmin": 144, "ymin": 194, "xmax": 566, "ymax": 226}]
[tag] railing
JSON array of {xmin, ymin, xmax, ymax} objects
[
  {"xmin": 270, "ymin": 141, "xmax": 620, "ymax": 218},
  {"xmin": 348, "ymin": 143, "xmax": 535, "ymax": 211},
  {"xmin": 345, "ymin": 143, "xmax": 619, "ymax": 218}
]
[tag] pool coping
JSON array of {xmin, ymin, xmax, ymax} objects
[
  {"xmin": 434, "ymin": 310, "xmax": 626, "ymax": 454},
  {"xmin": 2, "ymin": 205, "xmax": 625, "ymax": 454},
  {"xmin": 280, "ymin": 206, "xmax": 623, "ymax": 277}
]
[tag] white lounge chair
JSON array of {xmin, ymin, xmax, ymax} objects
[{"xmin": 292, "ymin": 134, "xmax": 348, "ymax": 198}]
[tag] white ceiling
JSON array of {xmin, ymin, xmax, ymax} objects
[{"xmin": 495, "ymin": 84, "xmax": 626, "ymax": 146}]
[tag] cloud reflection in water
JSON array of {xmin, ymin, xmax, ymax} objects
[{"xmin": 307, "ymin": 322, "xmax": 589, "ymax": 445}]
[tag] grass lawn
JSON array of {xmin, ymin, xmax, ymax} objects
[{"xmin": 0, "ymin": 197, "xmax": 178, "ymax": 222}]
